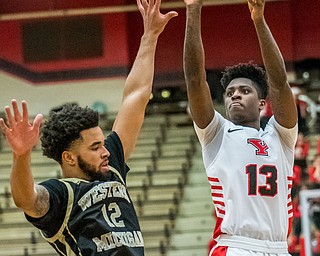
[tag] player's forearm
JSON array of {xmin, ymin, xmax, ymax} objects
[
  {"xmin": 254, "ymin": 17, "xmax": 297, "ymax": 127},
  {"xmin": 123, "ymin": 34, "xmax": 158, "ymax": 102},
  {"xmin": 10, "ymin": 152, "xmax": 37, "ymax": 210},
  {"xmin": 254, "ymin": 18, "xmax": 288, "ymax": 88},
  {"xmin": 184, "ymin": 4, "xmax": 207, "ymax": 88},
  {"xmin": 183, "ymin": 3, "xmax": 214, "ymax": 128}
]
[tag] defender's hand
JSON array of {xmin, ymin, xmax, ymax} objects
[
  {"xmin": 247, "ymin": 0, "xmax": 265, "ymax": 21},
  {"xmin": 0, "ymin": 100, "xmax": 43, "ymax": 156},
  {"xmin": 137, "ymin": 0, "xmax": 178, "ymax": 37}
]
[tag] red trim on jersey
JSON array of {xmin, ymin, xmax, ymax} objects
[
  {"xmin": 212, "ymin": 192, "xmax": 223, "ymax": 198},
  {"xmin": 213, "ymin": 200, "xmax": 225, "ymax": 206},
  {"xmin": 213, "ymin": 217, "xmax": 223, "ymax": 240},
  {"xmin": 210, "ymin": 246, "xmax": 228, "ymax": 256},
  {"xmin": 216, "ymin": 208, "xmax": 225, "ymax": 215},
  {"xmin": 208, "ymin": 177, "xmax": 220, "ymax": 182},
  {"xmin": 211, "ymin": 185, "xmax": 223, "ymax": 190},
  {"xmin": 208, "ymin": 238, "xmax": 217, "ymax": 255}
]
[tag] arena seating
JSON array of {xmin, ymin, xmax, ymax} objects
[{"xmin": 165, "ymin": 142, "xmax": 215, "ymax": 256}]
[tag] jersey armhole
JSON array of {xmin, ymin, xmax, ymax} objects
[{"xmin": 40, "ymin": 180, "xmax": 74, "ymax": 243}]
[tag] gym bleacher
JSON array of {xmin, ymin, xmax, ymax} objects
[{"xmin": 0, "ymin": 110, "xmax": 215, "ymax": 256}]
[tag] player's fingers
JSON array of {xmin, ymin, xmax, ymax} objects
[
  {"xmin": 0, "ymin": 118, "xmax": 9, "ymax": 134},
  {"xmin": 252, "ymin": 0, "xmax": 264, "ymax": 6},
  {"xmin": 152, "ymin": 0, "xmax": 159, "ymax": 10},
  {"xmin": 4, "ymin": 105, "xmax": 14, "ymax": 128},
  {"xmin": 21, "ymin": 100, "xmax": 29, "ymax": 123},
  {"xmin": 11, "ymin": 99, "xmax": 22, "ymax": 123},
  {"xmin": 247, "ymin": 0, "xmax": 257, "ymax": 5},
  {"xmin": 136, "ymin": 0, "xmax": 144, "ymax": 14},
  {"xmin": 33, "ymin": 114, "xmax": 43, "ymax": 130},
  {"xmin": 164, "ymin": 11, "xmax": 178, "ymax": 22},
  {"xmin": 140, "ymin": 0, "xmax": 148, "ymax": 11}
]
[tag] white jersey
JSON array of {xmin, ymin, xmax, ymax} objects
[{"xmin": 195, "ymin": 111, "xmax": 298, "ymax": 243}]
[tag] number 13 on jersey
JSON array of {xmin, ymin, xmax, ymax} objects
[{"xmin": 246, "ymin": 164, "xmax": 278, "ymax": 197}]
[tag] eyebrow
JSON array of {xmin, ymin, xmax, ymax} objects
[
  {"xmin": 90, "ymin": 141, "xmax": 102, "ymax": 147},
  {"xmin": 226, "ymin": 85, "xmax": 253, "ymax": 91}
]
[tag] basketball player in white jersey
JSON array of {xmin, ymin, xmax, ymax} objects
[{"xmin": 183, "ymin": 0, "xmax": 298, "ymax": 255}]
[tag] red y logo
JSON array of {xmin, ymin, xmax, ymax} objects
[{"xmin": 247, "ymin": 138, "xmax": 269, "ymax": 156}]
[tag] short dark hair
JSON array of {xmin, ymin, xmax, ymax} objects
[
  {"xmin": 41, "ymin": 103, "xmax": 99, "ymax": 164},
  {"xmin": 220, "ymin": 62, "xmax": 268, "ymax": 99}
]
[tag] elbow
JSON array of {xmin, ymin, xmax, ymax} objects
[
  {"xmin": 267, "ymin": 68, "xmax": 288, "ymax": 86},
  {"xmin": 184, "ymin": 69, "xmax": 206, "ymax": 87},
  {"xmin": 11, "ymin": 188, "xmax": 37, "ymax": 212},
  {"xmin": 141, "ymin": 86, "xmax": 152, "ymax": 102},
  {"xmin": 12, "ymin": 195, "xmax": 27, "ymax": 210},
  {"xmin": 131, "ymin": 87, "xmax": 152, "ymax": 106},
  {"xmin": 268, "ymin": 75, "xmax": 289, "ymax": 91}
]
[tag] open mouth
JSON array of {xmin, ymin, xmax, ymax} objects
[{"xmin": 100, "ymin": 160, "xmax": 109, "ymax": 170}]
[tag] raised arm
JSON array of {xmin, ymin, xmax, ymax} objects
[
  {"xmin": 183, "ymin": 0, "xmax": 214, "ymax": 129},
  {"xmin": 0, "ymin": 100, "xmax": 48, "ymax": 218},
  {"xmin": 248, "ymin": 0, "xmax": 297, "ymax": 128},
  {"xmin": 112, "ymin": 0, "xmax": 177, "ymax": 160}
]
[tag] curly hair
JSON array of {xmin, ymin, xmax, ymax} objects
[
  {"xmin": 41, "ymin": 103, "xmax": 99, "ymax": 164},
  {"xmin": 220, "ymin": 62, "xmax": 268, "ymax": 99}
]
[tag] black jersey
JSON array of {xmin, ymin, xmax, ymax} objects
[{"xmin": 27, "ymin": 132, "xmax": 144, "ymax": 256}]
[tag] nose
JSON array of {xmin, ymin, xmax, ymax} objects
[
  {"xmin": 231, "ymin": 90, "xmax": 241, "ymax": 99},
  {"xmin": 102, "ymin": 145, "xmax": 110, "ymax": 158}
]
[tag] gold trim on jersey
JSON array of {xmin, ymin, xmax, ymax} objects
[
  {"xmin": 40, "ymin": 180, "xmax": 83, "ymax": 256},
  {"xmin": 108, "ymin": 165, "xmax": 125, "ymax": 185},
  {"xmin": 39, "ymin": 167, "xmax": 126, "ymax": 256}
]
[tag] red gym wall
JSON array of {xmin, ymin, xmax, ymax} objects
[{"xmin": 0, "ymin": 0, "xmax": 319, "ymax": 82}]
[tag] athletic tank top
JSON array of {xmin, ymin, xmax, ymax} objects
[
  {"xmin": 195, "ymin": 112, "xmax": 298, "ymax": 242},
  {"xmin": 27, "ymin": 132, "xmax": 144, "ymax": 256}
]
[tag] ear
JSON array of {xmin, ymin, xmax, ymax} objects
[
  {"xmin": 259, "ymin": 99, "xmax": 266, "ymax": 111},
  {"xmin": 62, "ymin": 151, "xmax": 76, "ymax": 166}
]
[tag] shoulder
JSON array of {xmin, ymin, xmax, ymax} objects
[
  {"xmin": 40, "ymin": 178, "xmax": 69, "ymax": 195},
  {"xmin": 265, "ymin": 116, "xmax": 298, "ymax": 148},
  {"xmin": 26, "ymin": 179, "xmax": 69, "ymax": 236},
  {"xmin": 194, "ymin": 111, "xmax": 228, "ymax": 146},
  {"xmin": 105, "ymin": 131, "xmax": 124, "ymax": 157},
  {"xmin": 105, "ymin": 131, "xmax": 129, "ymax": 181}
]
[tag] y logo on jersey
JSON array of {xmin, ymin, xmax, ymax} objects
[{"xmin": 247, "ymin": 138, "xmax": 269, "ymax": 156}]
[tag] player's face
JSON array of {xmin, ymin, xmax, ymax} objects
[
  {"xmin": 75, "ymin": 126, "xmax": 111, "ymax": 181},
  {"xmin": 224, "ymin": 78, "xmax": 264, "ymax": 126}
]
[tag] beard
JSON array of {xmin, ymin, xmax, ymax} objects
[{"xmin": 77, "ymin": 155, "xmax": 112, "ymax": 181}]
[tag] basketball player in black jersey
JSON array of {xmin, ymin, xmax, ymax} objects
[{"xmin": 0, "ymin": 0, "xmax": 178, "ymax": 255}]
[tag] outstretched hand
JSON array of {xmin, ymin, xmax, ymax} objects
[
  {"xmin": 247, "ymin": 0, "xmax": 265, "ymax": 21},
  {"xmin": 0, "ymin": 100, "xmax": 43, "ymax": 156},
  {"xmin": 137, "ymin": 0, "xmax": 178, "ymax": 37}
]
